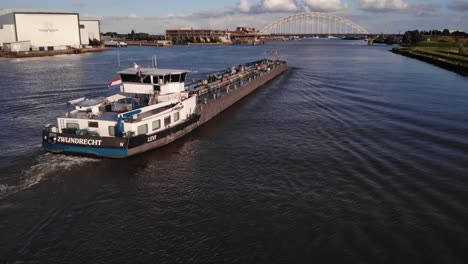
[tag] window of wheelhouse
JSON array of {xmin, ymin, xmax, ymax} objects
[
  {"xmin": 170, "ymin": 74, "xmax": 180, "ymax": 82},
  {"xmin": 157, "ymin": 76, "xmax": 164, "ymax": 84},
  {"xmin": 142, "ymin": 75, "xmax": 151, "ymax": 84},
  {"xmin": 181, "ymin": 73, "xmax": 187, "ymax": 82},
  {"xmin": 163, "ymin": 75, "xmax": 170, "ymax": 84},
  {"xmin": 120, "ymin": 74, "xmax": 140, "ymax": 83}
]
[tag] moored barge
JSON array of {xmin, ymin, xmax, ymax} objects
[{"xmin": 42, "ymin": 59, "xmax": 287, "ymax": 158}]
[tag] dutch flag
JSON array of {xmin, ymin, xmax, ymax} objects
[{"xmin": 108, "ymin": 77, "xmax": 122, "ymax": 88}]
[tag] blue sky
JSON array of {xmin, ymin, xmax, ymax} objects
[{"xmin": 1, "ymin": 0, "xmax": 467, "ymax": 34}]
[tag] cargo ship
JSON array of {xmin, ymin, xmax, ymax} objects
[{"xmin": 42, "ymin": 59, "xmax": 287, "ymax": 158}]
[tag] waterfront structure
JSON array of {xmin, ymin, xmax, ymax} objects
[
  {"xmin": 2, "ymin": 40, "xmax": 31, "ymax": 52},
  {"xmin": 230, "ymin": 27, "xmax": 260, "ymax": 44},
  {"xmin": 166, "ymin": 28, "xmax": 231, "ymax": 43},
  {"xmin": 79, "ymin": 20, "xmax": 101, "ymax": 45},
  {"xmin": 42, "ymin": 59, "xmax": 287, "ymax": 158},
  {"xmin": 0, "ymin": 12, "xmax": 100, "ymax": 50}
]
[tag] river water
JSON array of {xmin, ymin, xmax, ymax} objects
[{"xmin": 0, "ymin": 40, "xmax": 467, "ymax": 263}]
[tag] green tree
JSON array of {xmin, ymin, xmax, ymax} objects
[
  {"xmin": 88, "ymin": 38, "xmax": 103, "ymax": 47},
  {"xmin": 403, "ymin": 30, "xmax": 424, "ymax": 45}
]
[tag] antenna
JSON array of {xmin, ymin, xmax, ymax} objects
[{"xmin": 117, "ymin": 51, "xmax": 121, "ymax": 68}]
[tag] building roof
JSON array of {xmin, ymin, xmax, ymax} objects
[
  {"xmin": 118, "ymin": 68, "xmax": 189, "ymax": 76},
  {"xmin": 13, "ymin": 11, "xmax": 79, "ymax": 16}
]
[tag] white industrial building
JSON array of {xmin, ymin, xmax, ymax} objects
[
  {"xmin": 80, "ymin": 20, "xmax": 101, "ymax": 45},
  {"xmin": 0, "ymin": 12, "xmax": 100, "ymax": 51}
]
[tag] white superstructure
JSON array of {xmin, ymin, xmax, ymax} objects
[{"xmin": 56, "ymin": 66, "xmax": 196, "ymax": 138}]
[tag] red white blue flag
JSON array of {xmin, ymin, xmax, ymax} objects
[{"xmin": 108, "ymin": 77, "xmax": 122, "ymax": 88}]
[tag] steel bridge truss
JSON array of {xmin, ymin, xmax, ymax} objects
[{"xmin": 260, "ymin": 12, "xmax": 369, "ymax": 36}]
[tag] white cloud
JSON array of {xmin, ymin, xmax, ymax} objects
[
  {"xmin": 235, "ymin": 0, "xmax": 254, "ymax": 13},
  {"xmin": 357, "ymin": 0, "xmax": 410, "ymax": 12},
  {"xmin": 304, "ymin": 0, "xmax": 348, "ymax": 12},
  {"xmin": 230, "ymin": 0, "xmax": 299, "ymax": 14},
  {"xmin": 261, "ymin": 0, "xmax": 299, "ymax": 12},
  {"xmin": 413, "ymin": 3, "xmax": 441, "ymax": 17}
]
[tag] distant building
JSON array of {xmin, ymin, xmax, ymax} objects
[
  {"xmin": 230, "ymin": 27, "xmax": 259, "ymax": 44},
  {"xmin": 0, "ymin": 12, "xmax": 100, "ymax": 50},
  {"xmin": 233, "ymin": 27, "xmax": 258, "ymax": 35},
  {"xmin": 166, "ymin": 28, "xmax": 231, "ymax": 43},
  {"xmin": 79, "ymin": 20, "xmax": 101, "ymax": 45}
]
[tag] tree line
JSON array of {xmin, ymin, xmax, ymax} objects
[
  {"xmin": 402, "ymin": 29, "xmax": 467, "ymax": 45},
  {"xmin": 418, "ymin": 29, "xmax": 467, "ymax": 37},
  {"xmin": 102, "ymin": 30, "xmax": 166, "ymax": 41}
]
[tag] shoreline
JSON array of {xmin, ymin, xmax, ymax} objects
[
  {"xmin": 391, "ymin": 47, "xmax": 468, "ymax": 77},
  {"xmin": 0, "ymin": 47, "xmax": 109, "ymax": 58}
]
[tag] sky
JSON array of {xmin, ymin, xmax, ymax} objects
[{"xmin": 0, "ymin": 0, "xmax": 467, "ymax": 34}]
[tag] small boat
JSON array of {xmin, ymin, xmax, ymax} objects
[
  {"xmin": 104, "ymin": 40, "xmax": 128, "ymax": 47},
  {"xmin": 42, "ymin": 59, "xmax": 287, "ymax": 158}
]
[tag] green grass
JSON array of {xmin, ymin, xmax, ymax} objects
[
  {"xmin": 410, "ymin": 48, "xmax": 468, "ymax": 68},
  {"xmin": 415, "ymin": 41, "xmax": 467, "ymax": 48},
  {"xmin": 414, "ymin": 47, "xmax": 468, "ymax": 63},
  {"xmin": 391, "ymin": 47, "xmax": 468, "ymax": 76}
]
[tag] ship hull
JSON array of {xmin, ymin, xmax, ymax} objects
[{"xmin": 42, "ymin": 62, "xmax": 287, "ymax": 158}]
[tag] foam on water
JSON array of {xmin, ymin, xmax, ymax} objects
[{"xmin": 0, "ymin": 153, "xmax": 99, "ymax": 200}]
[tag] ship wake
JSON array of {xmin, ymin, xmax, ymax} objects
[{"xmin": 0, "ymin": 153, "xmax": 99, "ymax": 200}]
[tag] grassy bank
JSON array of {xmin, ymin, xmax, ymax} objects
[{"xmin": 391, "ymin": 45, "xmax": 468, "ymax": 76}]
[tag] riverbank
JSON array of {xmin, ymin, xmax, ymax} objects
[
  {"xmin": 391, "ymin": 46, "xmax": 468, "ymax": 76},
  {"xmin": 0, "ymin": 47, "xmax": 108, "ymax": 58},
  {"xmin": 125, "ymin": 41, "xmax": 172, "ymax": 47}
]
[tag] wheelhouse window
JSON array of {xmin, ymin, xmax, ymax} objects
[
  {"xmin": 137, "ymin": 124, "xmax": 148, "ymax": 135},
  {"xmin": 170, "ymin": 74, "xmax": 180, "ymax": 83},
  {"xmin": 181, "ymin": 73, "xmax": 187, "ymax": 82},
  {"xmin": 174, "ymin": 112, "xmax": 180, "ymax": 122},
  {"xmin": 121, "ymin": 74, "xmax": 141, "ymax": 83},
  {"xmin": 163, "ymin": 75, "xmax": 170, "ymax": 84},
  {"xmin": 152, "ymin": 120, "xmax": 161, "ymax": 131},
  {"xmin": 157, "ymin": 76, "xmax": 164, "ymax": 84},
  {"xmin": 142, "ymin": 75, "xmax": 152, "ymax": 84},
  {"xmin": 88, "ymin": 121, "xmax": 99, "ymax": 128}
]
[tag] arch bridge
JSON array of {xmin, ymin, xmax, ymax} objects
[{"xmin": 259, "ymin": 12, "xmax": 369, "ymax": 36}]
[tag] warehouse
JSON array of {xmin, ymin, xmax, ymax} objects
[
  {"xmin": 80, "ymin": 20, "xmax": 101, "ymax": 45},
  {"xmin": 0, "ymin": 12, "xmax": 99, "ymax": 50}
]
